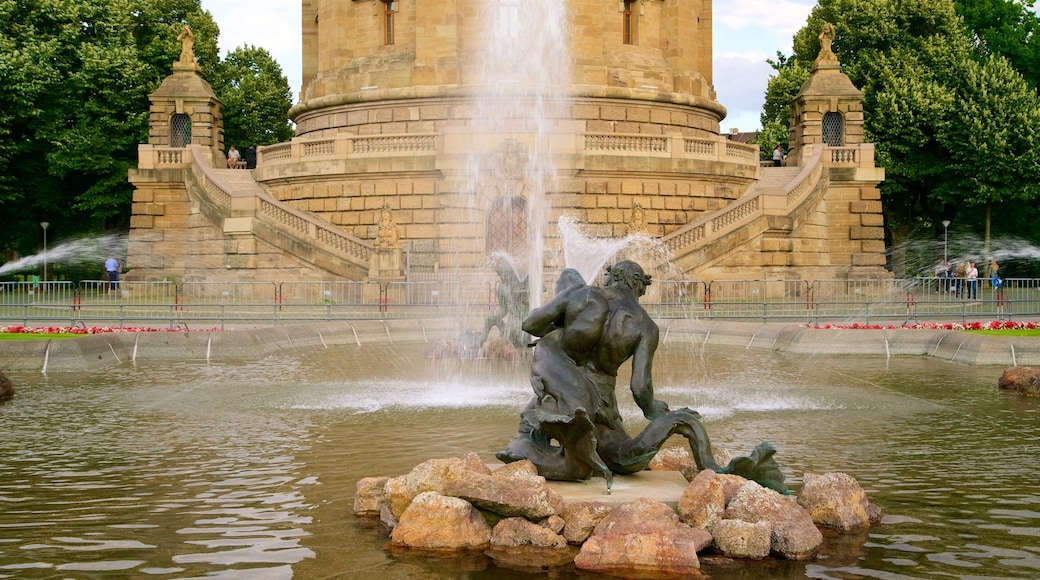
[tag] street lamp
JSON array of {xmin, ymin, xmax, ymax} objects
[
  {"xmin": 40, "ymin": 221, "xmax": 49, "ymax": 283},
  {"xmin": 941, "ymin": 220, "xmax": 951, "ymax": 263}
]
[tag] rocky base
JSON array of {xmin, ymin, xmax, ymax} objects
[
  {"xmin": 998, "ymin": 366, "xmax": 1040, "ymax": 396},
  {"xmin": 0, "ymin": 370, "xmax": 13, "ymax": 401},
  {"xmin": 353, "ymin": 449, "xmax": 882, "ymax": 577}
]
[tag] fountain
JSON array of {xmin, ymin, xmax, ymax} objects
[
  {"xmin": 0, "ymin": 232, "xmax": 126, "ymax": 277},
  {"xmin": 2, "ymin": 336, "xmax": 1038, "ymax": 578}
]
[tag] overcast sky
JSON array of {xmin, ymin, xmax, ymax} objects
[{"xmin": 198, "ymin": 0, "xmax": 813, "ymax": 132}]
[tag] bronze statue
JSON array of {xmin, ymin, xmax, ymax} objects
[
  {"xmin": 478, "ymin": 261, "xmax": 530, "ymax": 349},
  {"xmin": 497, "ymin": 261, "xmax": 786, "ymax": 494}
]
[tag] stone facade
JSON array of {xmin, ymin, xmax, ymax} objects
[{"xmin": 127, "ymin": 10, "xmax": 888, "ymax": 287}]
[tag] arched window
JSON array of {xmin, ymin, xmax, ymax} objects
[
  {"xmin": 622, "ymin": 1, "xmax": 635, "ymax": 45},
  {"xmin": 170, "ymin": 113, "xmax": 192, "ymax": 147},
  {"xmin": 822, "ymin": 112, "xmax": 844, "ymax": 146},
  {"xmin": 383, "ymin": 0, "xmax": 397, "ymax": 45},
  {"xmin": 486, "ymin": 197, "xmax": 528, "ymax": 260}
]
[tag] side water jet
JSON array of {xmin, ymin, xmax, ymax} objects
[{"xmin": 0, "ymin": 233, "xmax": 127, "ymax": 276}]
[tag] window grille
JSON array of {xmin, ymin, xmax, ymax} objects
[
  {"xmin": 170, "ymin": 114, "xmax": 192, "ymax": 147},
  {"xmin": 623, "ymin": 1, "xmax": 634, "ymax": 44},
  {"xmin": 383, "ymin": 0, "xmax": 397, "ymax": 45},
  {"xmin": 822, "ymin": 112, "xmax": 844, "ymax": 146},
  {"xmin": 486, "ymin": 197, "xmax": 528, "ymax": 259}
]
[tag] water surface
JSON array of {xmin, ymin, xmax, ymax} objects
[{"xmin": 1, "ymin": 343, "xmax": 1038, "ymax": 579}]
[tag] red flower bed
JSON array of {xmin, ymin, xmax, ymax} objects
[
  {"xmin": 0, "ymin": 325, "xmax": 207, "ymax": 335},
  {"xmin": 806, "ymin": 321, "xmax": 1039, "ymax": 331}
]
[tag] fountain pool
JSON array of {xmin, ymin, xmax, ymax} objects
[{"xmin": 2, "ymin": 336, "xmax": 1038, "ymax": 579}]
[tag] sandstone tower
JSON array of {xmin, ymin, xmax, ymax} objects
[{"xmin": 128, "ymin": 6, "xmax": 887, "ymax": 292}]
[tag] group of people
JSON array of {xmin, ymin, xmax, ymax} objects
[
  {"xmin": 934, "ymin": 259, "xmax": 1002, "ymax": 300},
  {"xmin": 226, "ymin": 145, "xmax": 258, "ymax": 169}
]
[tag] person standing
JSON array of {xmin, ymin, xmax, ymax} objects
[
  {"xmin": 227, "ymin": 145, "xmax": 241, "ymax": 168},
  {"xmin": 104, "ymin": 256, "xmax": 120, "ymax": 293},
  {"xmin": 966, "ymin": 261, "xmax": 979, "ymax": 300},
  {"xmin": 772, "ymin": 145, "xmax": 785, "ymax": 167},
  {"xmin": 990, "ymin": 260, "xmax": 1004, "ymax": 307},
  {"xmin": 244, "ymin": 145, "xmax": 257, "ymax": 169}
]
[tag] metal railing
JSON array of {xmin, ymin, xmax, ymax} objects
[{"xmin": 1, "ymin": 277, "xmax": 1037, "ymax": 329}]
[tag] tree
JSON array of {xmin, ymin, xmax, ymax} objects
[
  {"xmin": 753, "ymin": 52, "xmax": 809, "ymax": 156},
  {"xmin": 0, "ymin": 0, "xmax": 218, "ymax": 258},
  {"xmin": 0, "ymin": 0, "xmax": 297, "ymax": 264},
  {"xmin": 760, "ymin": 0, "xmax": 1040, "ymax": 275},
  {"xmin": 955, "ymin": 0, "xmax": 1040, "ymax": 88},
  {"xmin": 212, "ymin": 45, "xmax": 295, "ymax": 149}
]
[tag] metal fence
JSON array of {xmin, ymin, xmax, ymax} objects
[{"xmin": 2, "ymin": 277, "xmax": 1038, "ymax": 329}]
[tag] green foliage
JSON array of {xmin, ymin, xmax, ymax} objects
[
  {"xmin": 0, "ymin": 0, "xmax": 295, "ymax": 260},
  {"xmin": 212, "ymin": 45, "xmax": 295, "ymax": 149},
  {"xmin": 955, "ymin": 0, "xmax": 1040, "ymax": 87},
  {"xmin": 763, "ymin": 0, "xmax": 1040, "ymax": 257}
]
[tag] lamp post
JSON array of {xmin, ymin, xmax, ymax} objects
[
  {"xmin": 941, "ymin": 220, "xmax": 951, "ymax": 263},
  {"xmin": 40, "ymin": 221, "xmax": 49, "ymax": 283}
]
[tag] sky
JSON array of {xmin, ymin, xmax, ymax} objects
[{"xmin": 199, "ymin": 0, "xmax": 815, "ymax": 133}]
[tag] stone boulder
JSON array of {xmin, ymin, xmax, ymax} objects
[
  {"xmin": 491, "ymin": 517, "xmax": 568, "ymax": 549},
  {"xmin": 389, "ymin": 491, "xmax": 492, "ymax": 552},
  {"xmin": 560, "ymin": 501, "xmax": 613, "ymax": 545},
  {"xmin": 446, "ymin": 460, "xmax": 564, "ymax": 520},
  {"xmin": 383, "ymin": 453, "xmax": 492, "ymax": 521},
  {"xmin": 574, "ymin": 497, "xmax": 711, "ymax": 576},
  {"xmin": 648, "ymin": 446, "xmax": 697, "ymax": 480},
  {"xmin": 797, "ymin": 472, "xmax": 880, "ymax": 532},
  {"xmin": 0, "ymin": 370, "xmax": 13, "ymax": 401},
  {"xmin": 998, "ymin": 366, "xmax": 1040, "ymax": 396},
  {"xmin": 353, "ymin": 476, "xmax": 389, "ymax": 516},
  {"xmin": 677, "ymin": 469, "xmax": 726, "ymax": 532},
  {"xmin": 711, "ymin": 519, "xmax": 772, "ymax": 560},
  {"xmin": 724, "ymin": 481, "xmax": 823, "ymax": 560}
]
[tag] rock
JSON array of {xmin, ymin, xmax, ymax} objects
[
  {"xmin": 560, "ymin": 501, "xmax": 613, "ymax": 545},
  {"xmin": 714, "ymin": 472, "xmax": 751, "ymax": 504},
  {"xmin": 491, "ymin": 517, "xmax": 568, "ymax": 549},
  {"xmin": 712, "ymin": 519, "xmax": 772, "ymax": 560},
  {"xmin": 353, "ymin": 476, "xmax": 389, "ymax": 516},
  {"xmin": 797, "ymin": 472, "xmax": 877, "ymax": 532},
  {"xmin": 677, "ymin": 469, "xmax": 726, "ymax": 532},
  {"xmin": 648, "ymin": 446, "xmax": 697, "ymax": 479},
  {"xmin": 446, "ymin": 460, "xmax": 564, "ymax": 520},
  {"xmin": 574, "ymin": 497, "xmax": 711, "ymax": 576},
  {"xmin": 482, "ymin": 337, "xmax": 521, "ymax": 363},
  {"xmin": 0, "ymin": 370, "xmax": 13, "ymax": 401},
  {"xmin": 998, "ymin": 366, "xmax": 1040, "ymax": 396},
  {"xmin": 383, "ymin": 453, "xmax": 492, "ymax": 520},
  {"xmin": 540, "ymin": 514, "xmax": 565, "ymax": 535},
  {"xmin": 724, "ymin": 481, "xmax": 822, "ymax": 560},
  {"xmin": 389, "ymin": 491, "xmax": 492, "ymax": 552}
]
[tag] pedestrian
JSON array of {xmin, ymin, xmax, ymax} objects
[
  {"xmin": 245, "ymin": 145, "xmax": 257, "ymax": 169},
  {"xmin": 991, "ymin": 260, "xmax": 1004, "ymax": 307},
  {"xmin": 965, "ymin": 261, "xmax": 979, "ymax": 300},
  {"xmin": 104, "ymin": 256, "xmax": 120, "ymax": 293},
  {"xmin": 772, "ymin": 145, "xmax": 784, "ymax": 167},
  {"xmin": 227, "ymin": 145, "xmax": 241, "ymax": 168}
]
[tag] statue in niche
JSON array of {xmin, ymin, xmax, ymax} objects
[
  {"xmin": 627, "ymin": 204, "xmax": 647, "ymax": 235},
  {"xmin": 374, "ymin": 206, "xmax": 400, "ymax": 249},
  {"xmin": 497, "ymin": 261, "xmax": 787, "ymax": 494},
  {"xmin": 177, "ymin": 24, "xmax": 196, "ymax": 65}
]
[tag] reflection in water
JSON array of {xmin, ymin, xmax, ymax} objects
[{"xmin": 1, "ymin": 343, "xmax": 1039, "ymax": 578}]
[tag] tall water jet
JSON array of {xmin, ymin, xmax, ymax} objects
[{"xmin": 464, "ymin": 0, "xmax": 571, "ymax": 308}]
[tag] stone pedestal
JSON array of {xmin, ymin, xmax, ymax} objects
[{"xmin": 369, "ymin": 247, "xmax": 403, "ymax": 278}]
